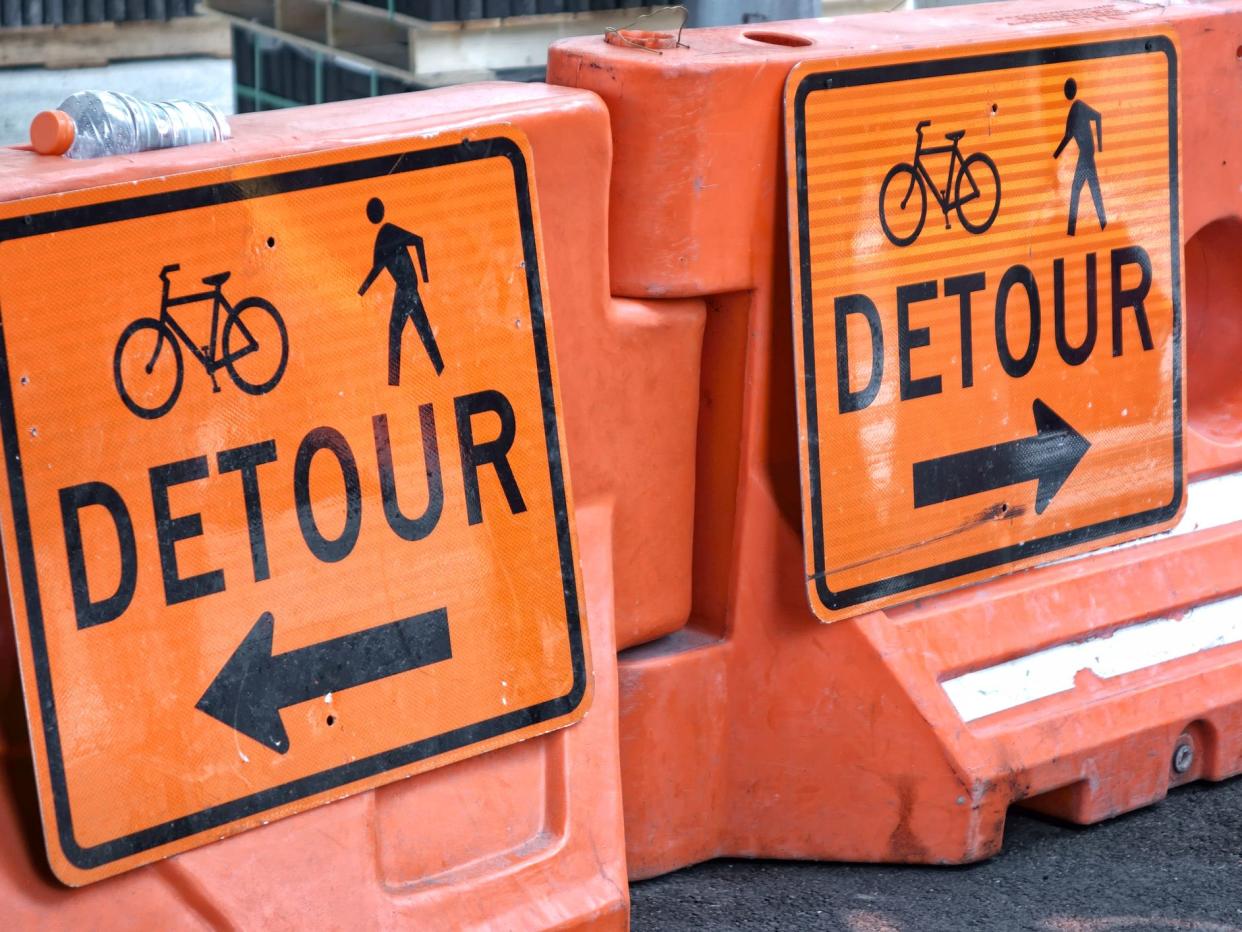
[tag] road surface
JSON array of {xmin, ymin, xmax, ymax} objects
[{"xmin": 632, "ymin": 776, "xmax": 1242, "ymax": 931}]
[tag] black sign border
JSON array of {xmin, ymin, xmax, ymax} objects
[
  {"xmin": 792, "ymin": 36, "xmax": 1182, "ymax": 613},
  {"xmin": 0, "ymin": 136, "xmax": 588, "ymax": 870}
]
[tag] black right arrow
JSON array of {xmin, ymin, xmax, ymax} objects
[
  {"xmin": 913, "ymin": 399, "xmax": 1091, "ymax": 515},
  {"xmin": 196, "ymin": 607, "xmax": 452, "ymax": 754}
]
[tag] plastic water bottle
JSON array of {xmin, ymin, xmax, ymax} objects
[{"xmin": 29, "ymin": 91, "xmax": 231, "ymax": 159}]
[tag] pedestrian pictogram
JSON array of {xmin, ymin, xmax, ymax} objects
[
  {"xmin": 113, "ymin": 263, "xmax": 289, "ymax": 419},
  {"xmin": 358, "ymin": 197, "xmax": 445, "ymax": 383},
  {"xmin": 0, "ymin": 128, "xmax": 589, "ymax": 884},
  {"xmin": 1054, "ymin": 77, "xmax": 1108, "ymax": 236},
  {"xmin": 786, "ymin": 33, "xmax": 1184, "ymax": 622},
  {"xmin": 879, "ymin": 120, "xmax": 1001, "ymax": 247}
]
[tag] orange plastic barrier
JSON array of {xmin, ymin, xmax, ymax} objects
[
  {"xmin": 561, "ymin": 296, "xmax": 706, "ymax": 651},
  {"xmin": 550, "ymin": 0, "xmax": 1242, "ymax": 878},
  {"xmin": 0, "ymin": 84, "xmax": 634, "ymax": 927}
]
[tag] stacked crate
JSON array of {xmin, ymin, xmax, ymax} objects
[
  {"xmin": 0, "ymin": 0, "xmax": 229, "ymax": 70},
  {"xmin": 232, "ymin": 25, "xmax": 547, "ymax": 111},
  {"xmin": 352, "ymin": 0, "xmax": 627, "ymax": 18},
  {"xmin": 208, "ymin": 0, "xmax": 656, "ymax": 111},
  {"xmin": 0, "ymin": 0, "xmax": 195, "ymax": 27},
  {"xmin": 232, "ymin": 24, "xmax": 419, "ymax": 111}
]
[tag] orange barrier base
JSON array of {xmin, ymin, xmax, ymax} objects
[
  {"xmin": 618, "ymin": 522, "xmax": 1242, "ymax": 877},
  {"xmin": 551, "ymin": 0, "xmax": 1242, "ymax": 879},
  {"xmin": 0, "ymin": 85, "xmax": 628, "ymax": 927}
]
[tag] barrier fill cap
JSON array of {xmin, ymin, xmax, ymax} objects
[{"xmin": 30, "ymin": 110, "xmax": 75, "ymax": 156}]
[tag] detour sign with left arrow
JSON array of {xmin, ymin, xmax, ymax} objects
[
  {"xmin": 786, "ymin": 32, "xmax": 1185, "ymax": 622},
  {"xmin": 0, "ymin": 128, "xmax": 588, "ymax": 883}
]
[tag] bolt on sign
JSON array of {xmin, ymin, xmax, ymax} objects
[
  {"xmin": 785, "ymin": 31, "xmax": 1184, "ymax": 622},
  {"xmin": 0, "ymin": 129, "xmax": 589, "ymax": 883}
]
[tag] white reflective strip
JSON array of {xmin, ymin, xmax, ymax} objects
[
  {"xmin": 942, "ymin": 473, "xmax": 1242, "ymax": 722},
  {"xmin": 1055, "ymin": 471, "xmax": 1242, "ymax": 566},
  {"xmin": 944, "ymin": 593, "xmax": 1242, "ymax": 723}
]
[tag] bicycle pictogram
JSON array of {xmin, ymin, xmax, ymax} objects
[
  {"xmin": 113, "ymin": 264, "xmax": 289, "ymax": 420},
  {"xmin": 878, "ymin": 120, "xmax": 1002, "ymax": 248}
]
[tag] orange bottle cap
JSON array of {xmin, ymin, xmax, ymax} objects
[{"xmin": 30, "ymin": 110, "xmax": 76, "ymax": 156}]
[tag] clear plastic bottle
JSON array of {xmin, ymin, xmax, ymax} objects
[{"xmin": 29, "ymin": 91, "xmax": 232, "ymax": 159}]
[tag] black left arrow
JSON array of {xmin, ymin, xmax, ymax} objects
[
  {"xmin": 196, "ymin": 607, "xmax": 452, "ymax": 753},
  {"xmin": 912, "ymin": 399, "xmax": 1091, "ymax": 515}
]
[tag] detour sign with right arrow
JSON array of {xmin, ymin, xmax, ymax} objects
[{"xmin": 786, "ymin": 31, "xmax": 1184, "ymax": 622}]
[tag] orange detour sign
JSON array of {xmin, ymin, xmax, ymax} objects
[
  {"xmin": 0, "ymin": 128, "xmax": 588, "ymax": 884},
  {"xmin": 787, "ymin": 34, "xmax": 1184, "ymax": 621}
]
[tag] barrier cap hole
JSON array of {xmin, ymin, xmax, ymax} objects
[{"xmin": 744, "ymin": 31, "xmax": 812, "ymax": 47}]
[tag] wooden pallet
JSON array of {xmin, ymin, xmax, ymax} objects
[
  {"xmin": 205, "ymin": 0, "xmax": 658, "ymax": 80},
  {"xmin": 0, "ymin": 14, "xmax": 230, "ymax": 68}
]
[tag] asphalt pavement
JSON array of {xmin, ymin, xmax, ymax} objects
[{"xmin": 631, "ymin": 776, "xmax": 1242, "ymax": 932}]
